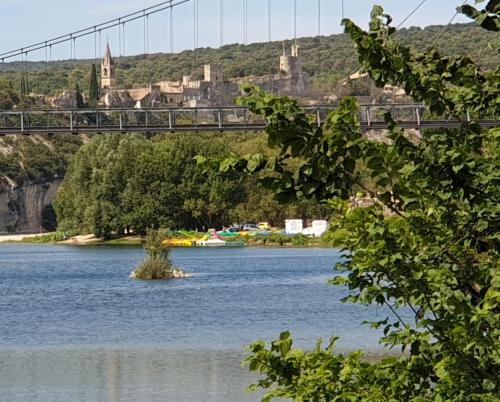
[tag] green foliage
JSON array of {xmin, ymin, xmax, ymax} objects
[
  {"xmin": 133, "ymin": 256, "xmax": 174, "ymax": 280},
  {"xmin": 74, "ymin": 83, "xmax": 84, "ymax": 108},
  {"xmin": 19, "ymin": 72, "xmax": 30, "ymax": 95},
  {"xmin": 291, "ymin": 234, "xmax": 309, "ymax": 247},
  {"xmin": 21, "ymin": 230, "xmax": 79, "ymax": 243},
  {"xmin": 0, "ymin": 134, "xmax": 83, "ymax": 185},
  {"xmin": 54, "ymin": 133, "xmax": 245, "ymax": 237},
  {"xmin": 88, "ymin": 64, "xmax": 99, "ymax": 106},
  {"xmin": 144, "ymin": 228, "xmax": 171, "ymax": 260},
  {"xmin": 459, "ymin": 0, "xmax": 500, "ymax": 31},
  {"xmin": 133, "ymin": 229, "xmax": 176, "ymax": 280},
  {"xmin": 206, "ymin": 4, "xmax": 500, "ymax": 401}
]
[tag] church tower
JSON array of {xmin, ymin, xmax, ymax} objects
[{"xmin": 101, "ymin": 42, "xmax": 116, "ymax": 90}]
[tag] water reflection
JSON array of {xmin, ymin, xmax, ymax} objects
[{"xmin": 0, "ymin": 348, "xmax": 261, "ymax": 402}]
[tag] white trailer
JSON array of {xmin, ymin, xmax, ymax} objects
[{"xmin": 285, "ymin": 219, "xmax": 303, "ymax": 234}]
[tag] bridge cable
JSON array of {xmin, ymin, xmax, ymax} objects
[
  {"xmin": 143, "ymin": 13, "xmax": 147, "ymax": 55},
  {"xmin": 293, "ymin": 0, "xmax": 297, "ymax": 44},
  {"xmin": 397, "ymin": 0, "xmax": 428, "ymax": 29},
  {"xmin": 220, "ymin": 0, "xmax": 224, "ymax": 48},
  {"xmin": 98, "ymin": 30, "xmax": 102, "ymax": 63},
  {"xmin": 318, "ymin": 0, "xmax": 321, "ymax": 37},
  {"xmin": 147, "ymin": 15, "xmax": 150, "ymax": 54},
  {"xmin": 433, "ymin": 0, "xmax": 468, "ymax": 43},
  {"xmin": 243, "ymin": 0, "xmax": 248, "ymax": 45},
  {"xmin": 170, "ymin": 5, "xmax": 174, "ymax": 53},
  {"xmin": 94, "ymin": 28, "xmax": 97, "ymax": 64},
  {"xmin": 122, "ymin": 22, "xmax": 126, "ymax": 56},
  {"xmin": 193, "ymin": 0, "xmax": 197, "ymax": 70},
  {"xmin": 0, "ymin": 0, "xmax": 191, "ymax": 61},
  {"xmin": 268, "ymin": 0, "xmax": 272, "ymax": 42},
  {"xmin": 118, "ymin": 19, "xmax": 122, "ymax": 57}
]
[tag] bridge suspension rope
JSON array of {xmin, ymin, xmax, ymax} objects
[
  {"xmin": 220, "ymin": 0, "xmax": 224, "ymax": 47},
  {"xmin": 397, "ymin": 0, "xmax": 428, "ymax": 28},
  {"xmin": 317, "ymin": 0, "xmax": 321, "ymax": 37},
  {"xmin": 268, "ymin": 0, "xmax": 272, "ymax": 42},
  {"xmin": 0, "ymin": 0, "xmax": 190, "ymax": 61},
  {"xmin": 293, "ymin": 0, "xmax": 297, "ymax": 43},
  {"xmin": 170, "ymin": 6, "xmax": 174, "ymax": 53},
  {"xmin": 433, "ymin": 0, "xmax": 468, "ymax": 43},
  {"xmin": 118, "ymin": 20, "xmax": 122, "ymax": 57},
  {"xmin": 243, "ymin": 0, "xmax": 248, "ymax": 45}
]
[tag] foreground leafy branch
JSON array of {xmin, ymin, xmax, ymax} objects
[{"xmin": 200, "ymin": 3, "xmax": 500, "ymax": 401}]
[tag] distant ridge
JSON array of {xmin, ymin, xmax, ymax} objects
[{"xmin": 0, "ymin": 23, "xmax": 497, "ymax": 96}]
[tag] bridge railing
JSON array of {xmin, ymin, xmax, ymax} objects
[{"xmin": 0, "ymin": 105, "xmax": 497, "ymax": 135}]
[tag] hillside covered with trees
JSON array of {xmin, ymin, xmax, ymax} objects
[{"xmin": 0, "ymin": 23, "xmax": 498, "ymax": 98}]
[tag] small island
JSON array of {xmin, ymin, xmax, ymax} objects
[{"xmin": 130, "ymin": 230, "xmax": 192, "ymax": 281}]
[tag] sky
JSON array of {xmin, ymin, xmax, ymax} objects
[{"xmin": 0, "ymin": 0, "xmax": 472, "ymax": 61}]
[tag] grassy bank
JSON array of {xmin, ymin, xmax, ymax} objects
[{"xmin": 10, "ymin": 231, "xmax": 331, "ymax": 248}]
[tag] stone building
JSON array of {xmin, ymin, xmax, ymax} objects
[
  {"xmin": 97, "ymin": 43, "xmax": 306, "ymax": 108},
  {"xmin": 101, "ymin": 43, "xmax": 116, "ymax": 90}
]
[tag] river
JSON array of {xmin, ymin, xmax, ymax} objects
[{"xmin": 0, "ymin": 244, "xmax": 401, "ymax": 401}]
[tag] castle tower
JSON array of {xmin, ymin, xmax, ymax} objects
[
  {"xmin": 101, "ymin": 42, "xmax": 116, "ymax": 90},
  {"xmin": 280, "ymin": 43, "xmax": 302, "ymax": 78},
  {"xmin": 279, "ymin": 43, "xmax": 305, "ymax": 97},
  {"xmin": 204, "ymin": 64, "xmax": 223, "ymax": 84}
]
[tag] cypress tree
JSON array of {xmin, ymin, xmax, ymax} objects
[
  {"xmin": 75, "ymin": 83, "xmax": 84, "ymax": 108},
  {"xmin": 88, "ymin": 64, "xmax": 99, "ymax": 106},
  {"xmin": 19, "ymin": 74, "xmax": 25, "ymax": 95},
  {"xmin": 25, "ymin": 73, "xmax": 29, "ymax": 94}
]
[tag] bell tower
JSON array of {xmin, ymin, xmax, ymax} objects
[{"xmin": 101, "ymin": 42, "xmax": 116, "ymax": 90}]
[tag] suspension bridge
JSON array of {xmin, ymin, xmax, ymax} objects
[
  {"xmin": 0, "ymin": 0, "xmax": 497, "ymax": 135},
  {"xmin": 0, "ymin": 105, "xmax": 497, "ymax": 136}
]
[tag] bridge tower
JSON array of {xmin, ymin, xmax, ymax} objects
[{"xmin": 101, "ymin": 42, "xmax": 116, "ymax": 90}]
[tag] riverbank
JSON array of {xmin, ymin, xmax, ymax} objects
[
  {"xmin": 0, "ymin": 233, "xmax": 54, "ymax": 243},
  {"xmin": 1, "ymin": 232, "xmax": 329, "ymax": 248}
]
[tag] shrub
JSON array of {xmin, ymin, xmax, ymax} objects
[
  {"xmin": 291, "ymin": 234, "xmax": 309, "ymax": 247},
  {"xmin": 132, "ymin": 228, "xmax": 176, "ymax": 280},
  {"xmin": 133, "ymin": 255, "xmax": 175, "ymax": 280}
]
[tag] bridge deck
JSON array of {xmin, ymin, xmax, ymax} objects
[{"xmin": 0, "ymin": 105, "xmax": 497, "ymax": 135}]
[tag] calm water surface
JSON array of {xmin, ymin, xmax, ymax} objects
[{"xmin": 0, "ymin": 245, "xmax": 396, "ymax": 401}]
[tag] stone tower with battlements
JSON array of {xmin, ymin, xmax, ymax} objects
[
  {"xmin": 279, "ymin": 43, "xmax": 304, "ymax": 97},
  {"xmin": 101, "ymin": 42, "xmax": 116, "ymax": 90},
  {"xmin": 280, "ymin": 43, "xmax": 302, "ymax": 78},
  {"xmin": 204, "ymin": 65, "xmax": 223, "ymax": 84}
]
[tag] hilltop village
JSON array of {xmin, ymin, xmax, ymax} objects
[{"xmin": 54, "ymin": 42, "xmax": 307, "ymax": 109}]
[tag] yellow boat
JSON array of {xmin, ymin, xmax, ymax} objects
[{"xmin": 162, "ymin": 239, "xmax": 195, "ymax": 247}]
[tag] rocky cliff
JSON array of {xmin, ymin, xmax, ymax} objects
[
  {"xmin": 0, "ymin": 179, "xmax": 62, "ymax": 234},
  {"xmin": 0, "ymin": 134, "xmax": 83, "ymax": 234}
]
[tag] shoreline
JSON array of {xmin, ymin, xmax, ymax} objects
[{"xmin": 1, "ymin": 233, "xmax": 330, "ymax": 248}]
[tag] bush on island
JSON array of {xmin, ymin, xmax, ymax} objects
[{"xmin": 130, "ymin": 229, "xmax": 192, "ymax": 280}]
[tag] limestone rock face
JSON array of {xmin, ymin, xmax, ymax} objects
[
  {"xmin": 0, "ymin": 179, "xmax": 61, "ymax": 233},
  {"xmin": 52, "ymin": 91, "xmax": 78, "ymax": 109},
  {"xmin": 104, "ymin": 90, "xmax": 136, "ymax": 108}
]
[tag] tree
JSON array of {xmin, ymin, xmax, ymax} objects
[
  {"xmin": 204, "ymin": 3, "xmax": 499, "ymax": 401},
  {"xmin": 88, "ymin": 64, "xmax": 99, "ymax": 106},
  {"xmin": 19, "ymin": 74, "xmax": 25, "ymax": 95},
  {"xmin": 74, "ymin": 83, "xmax": 84, "ymax": 108}
]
